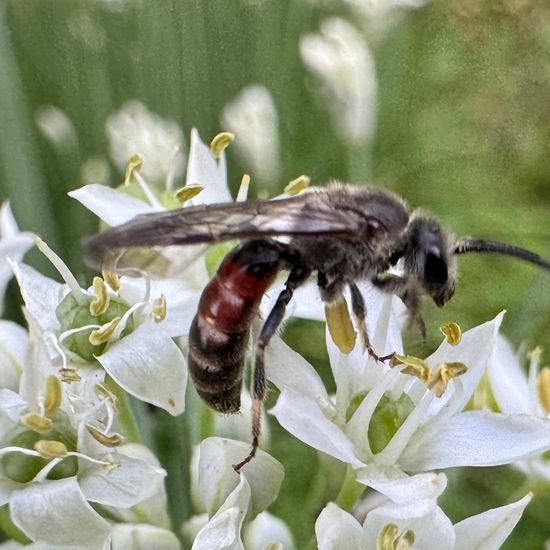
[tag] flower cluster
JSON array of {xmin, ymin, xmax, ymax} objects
[{"xmin": 0, "ymin": 112, "xmax": 549, "ymax": 549}]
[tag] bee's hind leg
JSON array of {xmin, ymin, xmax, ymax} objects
[{"xmin": 233, "ymin": 261, "xmax": 310, "ymax": 473}]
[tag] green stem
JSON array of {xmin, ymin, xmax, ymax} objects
[
  {"xmin": 104, "ymin": 376, "xmax": 143, "ymax": 445},
  {"xmin": 335, "ymin": 466, "xmax": 365, "ymax": 511}
]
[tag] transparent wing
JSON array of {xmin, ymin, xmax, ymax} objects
[{"xmin": 84, "ymin": 193, "xmax": 367, "ymax": 263}]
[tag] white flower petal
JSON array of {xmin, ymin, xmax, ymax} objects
[
  {"xmin": 363, "ymin": 502, "xmax": 455, "ymax": 550},
  {"xmin": 243, "ymin": 511, "xmax": 294, "ymax": 550},
  {"xmin": 357, "ymin": 468, "xmax": 447, "ymax": 513},
  {"xmin": 0, "ymin": 321, "xmax": 28, "ymax": 391},
  {"xmin": 78, "ymin": 428, "xmax": 167, "ymax": 508},
  {"xmin": 269, "ymin": 389, "xmax": 364, "ymax": 468},
  {"xmin": 198, "ymin": 437, "xmax": 284, "ymax": 519},
  {"xmin": 454, "ymin": 493, "xmax": 532, "ymax": 550},
  {"xmin": 265, "ymin": 336, "xmax": 332, "ymax": 409},
  {"xmin": 96, "ymin": 320, "xmax": 187, "ymax": 415},
  {"xmin": 401, "ymin": 411, "xmax": 550, "ymax": 471},
  {"xmin": 192, "ymin": 476, "xmax": 250, "ymax": 550},
  {"xmin": 221, "ymin": 85, "xmax": 280, "ymax": 186},
  {"xmin": 10, "ymin": 262, "xmax": 63, "ymax": 333},
  {"xmin": 0, "ymin": 388, "xmax": 27, "ymax": 440},
  {"xmin": 315, "ymin": 502, "xmax": 364, "ymax": 550},
  {"xmin": 110, "ymin": 523, "xmax": 180, "ymax": 550},
  {"xmin": 488, "ymin": 335, "xmax": 531, "ymax": 414},
  {"xmin": 424, "ymin": 312, "xmax": 504, "ymax": 417},
  {"xmin": 300, "ymin": 18, "xmax": 377, "ymax": 144},
  {"xmin": 0, "ymin": 478, "xmax": 23, "ymax": 506},
  {"xmin": 186, "ymin": 128, "xmax": 232, "ymax": 204},
  {"xmin": 69, "ymin": 184, "xmax": 156, "ymax": 226},
  {"xmin": 10, "ymin": 478, "xmax": 110, "ymax": 549},
  {"xmin": 291, "ymin": 280, "xmax": 325, "ymax": 321},
  {"xmin": 103, "ymin": 443, "xmax": 170, "ymax": 527}
]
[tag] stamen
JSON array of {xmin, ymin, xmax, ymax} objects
[
  {"xmin": 427, "ymin": 362, "xmax": 468, "ymax": 398},
  {"xmin": 535, "ymin": 353, "xmax": 550, "ymax": 414},
  {"xmin": 377, "ymin": 523, "xmax": 415, "ymax": 550},
  {"xmin": 210, "ymin": 131, "xmax": 235, "ymax": 158},
  {"xmin": 34, "ymin": 440, "xmax": 68, "ymax": 459},
  {"xmin": 95, "ymin": 383, "xmax": 118, "ymax": 409},
  {"xmin": 89, "ymin": 317, "xmax": 121, "ymax": 346},
  {"xmin": 58, "ymin": 368, "xmax": 81, "ymax": 384},
  {"xmin": 86, "ymin": 424, "xmax": 123, "ymax": 448},
  {"xmin": 89, "ymin": 276, "xmax": 110, "ymax": 316},
  {"xmin": 134, "ymin": 171, "xmax": 163, "ymax": 209},
  {"xmin": 236, "ymin": 174, "xmax": 250, "ymax": 202},
  {"xmin": 22, "ymin": 413, "xmax": 53, "ymax": 434},
  {"xmin": 123, "ymin": 154, "xmax": 144, "ymax": 186},
  {"xmin": 440, "ymin": 321, "xmax": 461, "ymax": 346},
  {"xmin": 102, "ymin": 262, "xmax": 121, "ymax": 292},
  {"xmin": 44, "ymin": 375, "xmax": 62, "ymax": 417},
  {"xmin": 391, "ymin": 354, "xmax": 430, "ymax": 382},
  {"xmin": 36, "ymin": 238, "xmax": 86, "ymax": 304},
  {"xmin": 152, "ymin": 294, "xmax": 167, "ymax": 323},
  {"xmin": 59, "ymin": 324, "xmax": 101, "ymax": 344},
  {"xmin": 325, "ymin": 297, "xmax": 356, "ymax": 354},
  {"xmin": 175, "ymin": 184, "xmax": 204, "ymax": 203},
  {"xmin": 284, "ymin": 174, "xmax": 310, "ymax": 195}
]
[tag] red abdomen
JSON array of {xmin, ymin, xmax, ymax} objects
[{"xmin": 188, "ymin": 240, "xmax": 284, "ymax": 413}]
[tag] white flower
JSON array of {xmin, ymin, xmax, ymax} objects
[
  {"xmin": 189, "ymin": 437, "xmax": 287, "ymax": 550},
  {"xmin": 267, "ymin": 291, "xmax": 550, "ymax": 495},
  {"xmin": 315, "ymin": 491, "xmax": 532, "ymax": 550},
  {"xmin": 11, "ymin": 242, "xmax": 188, "ymax": 416},
  {"xmin": 0, "ymin": 320, "xmax": 28, "ymax": 392},
  {"xmin": 0, "ymin": 315, "xmax": 166, "ymax": 547},
  {"xmin": 488, "ymin": 336, "xmax": 550, "ymax": 482},
  {"xmin": 35, "ymin": 106, "xmax": 77, "ymax": 150},
  {"xmin": 300, "ymin": 18, "xmax": 377, "ymax": 144},
  {"xmin": 0, "ymin": 202, "xmax": 35, "ymax": 315},
  {"xmin": 106, "ymin": 100, "xmax": 185, "ymax": 185},
  {"xmin": 222, "ymin": 85, "xmax": 280, "ymax": 186}
]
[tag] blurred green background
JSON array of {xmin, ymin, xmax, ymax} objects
[{"xmin": 2, "ymin": 0, "xmax": 550, "ymax": 548}]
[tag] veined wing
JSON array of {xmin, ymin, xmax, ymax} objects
[{"xmin": 84, "ymin": 193, "xmax": 367, "ymax": 262}]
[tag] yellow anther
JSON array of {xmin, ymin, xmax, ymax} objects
[
  {"xmin": 89, "ymin": 276, "xmax": 110, "ymax": 316},
  {"xmin": 284, "ymin": 174, "xmax": 310, "ymax": 196},
  {"xmin": 325, "ymin": 297, "xmax": 356, "ymax": 354},
  {"xmin": 210, "ymin": 132, "xmax": 235, "ymax": 158},
  {"xmin": 86, "ymin": 425, "xmax": 123, "ymax": 448},
  {"xmin": 95, "ymin": 383, "xmax": 118, "ymax": 410},
  {"xmin": 58, "ymin": 368, "xmax": 82, "ymax": 384},
  {"xmin": 537, "ymin": 366, "xmax": 550, "ymax": 414},
  {"xmin": 428, "ymin": 362, "xmax": 468, "ymax": 397},
  {"xmin": 391, "ymin": 354, "xmax": 430, "ymax": 382},
  {"xmin": 34, "ymin": 440, "xmax": 68, "ymax": 459},
  {"xmin": 152, "ymin": 294, "xmax": 167, "ymax": 323},
  {"xmin": 89, "ymin": 317, "xmax": 121, "ymax": 346},
  {"xmin": 175, "ymin": 184, "xmax": 204, "ymax": 203},
  {"xmin": 22, "ymin": 413, "xmax": 53, "ymax": 434},
  {"xmin": 377, "ymin": 524, "xmax": 415, "ymax": 550},
  {"xmin": 236, "ymin": 174, "xmax": 250, "ymax": 202},
  {"xmin": 44, "ymin": 375, "xmax": 62, "ymax": 417},
  {"xmin": 440, "ymin": 321, "xmax": 461, "ymax": 346},
  {"xmin": 123, "ymin": 154, "xmax": 144, "ymax": 186},
  {"xmin": 102, "ymin": 267, "xmax": 120, "ymax": 292}
]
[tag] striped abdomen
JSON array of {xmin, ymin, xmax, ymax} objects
[{"xmin": 188, "ymin": 240, "xmax": 284, "ymax": 413}]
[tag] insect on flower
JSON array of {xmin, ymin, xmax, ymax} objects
[{"xmin": 84, "ymin": 182, "xmax": 550, "ymax": 471}]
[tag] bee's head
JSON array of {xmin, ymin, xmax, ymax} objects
[{"xmin": 401, "ymin": 215, "xmax": 457, "ymax": 307}]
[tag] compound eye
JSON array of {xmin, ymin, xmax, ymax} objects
[{"xmin": 425, "ymin": 251, "xmax": 448, "ymax": 285}]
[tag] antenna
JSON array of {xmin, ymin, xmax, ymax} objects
[{"xmin": 455, "ymin": 238, "xmax": 550, "ymax": 271}]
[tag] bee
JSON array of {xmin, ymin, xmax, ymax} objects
[{"xmin": 85, "ymin": 183, "xmax": 550, "ymax": 471}]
